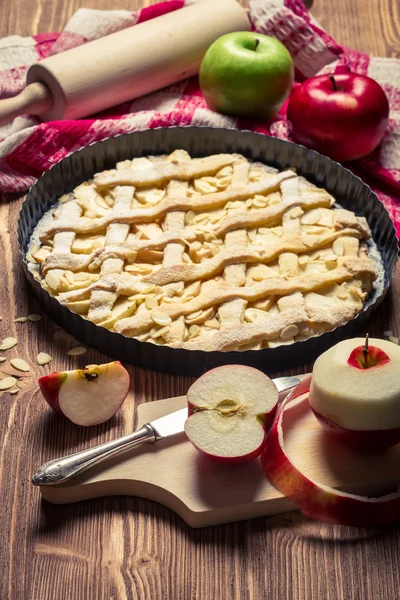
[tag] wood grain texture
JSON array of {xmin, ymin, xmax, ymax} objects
[{"xmin": 0, "ymin": 1, "xmax": 400, "ymax": 599}]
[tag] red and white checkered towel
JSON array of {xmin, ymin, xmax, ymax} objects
[{"xmin": 1, "ymin": 0, "xmax": 400, "ymax": 235}]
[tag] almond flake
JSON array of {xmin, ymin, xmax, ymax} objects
[
  {"xmin": 45, "ymin": 272, "xmax": 60, "ymax": 290},
  {"xmin": 0, "ymin": 357, "xmax": 6, "ymax": 363},
  {"xmin": 10, "ymin": 358, "xmax": 30, "ymax": 372},
  {"xmin": 280, "ymin": 325, "xmax": 300, "ymax": 341},
  {"xmin": 151, "ymin": 311, "xmax": 172, "ymax": 327},
  {"xmin": 0, "ymin": 337, "xmax": 17, "ymax": 351},
  {"xmin": 388, "ymin": 336, "xmax": 399, "ymax": 345},
  {"xmin": 145, "ymin": 296, "xmax": 159, "ymax": 310},
  {"xmin": 37, "ymin": 352, "xmax": 52, "ymax": 366},
  {"xmin": 67, "ymin": 346, "xmax": 87, "ymax": 356},
  {"xmin": 253, "ymin": 197, "xmax": 268, "ymax": 209},
  {"xmin": 14, "ymin": 317, "xmax": 28, "ymax": 323},
  {"xmin": 9, "ymin": 386, "xmax": 19, "ymax": 395},
  {"xmin": 188, "ymin": 325, "xmax": 201, "ymax": 339},
  {"xmin": 64, "ymin": 271, "xmax": 75, "ymax": 285},
  {"xmin": 0, "ymin": 376, "xmax": 18, "ymax": 390},
  {"xmin": 28, "ymin": 314, "xmax": 42, "ymax": 322}
]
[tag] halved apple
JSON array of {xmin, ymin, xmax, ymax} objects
[
  {"xmin": 38, "ymin": 361, "xmax": 130, "ymax": 426},
  {"xmin": 261, "ymin": 377, "xmax": 400, "ymax": 526},
  {"xmin": 309, "ymin": 337, "xmax": 400, "ymax": 449},
  {"xmin": 184, "ymin": 365, "xmax": 279, "ymax": 464}
]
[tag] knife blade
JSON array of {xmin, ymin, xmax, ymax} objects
[{"xmin": 32, "ymin": 374, "xmax": 306, "ymax": 487}]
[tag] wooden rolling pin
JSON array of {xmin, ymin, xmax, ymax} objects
[{"xmin": 0, "ymin": 0, "xmax": 249, "ymax": 124}]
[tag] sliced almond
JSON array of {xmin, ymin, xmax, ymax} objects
[
  {"xmin": 151, "ymin": 326, "xmax": 170, "ymax": 340},
  {"xmin": 14, "ymin": 317, "xmax": 28, "ymax": 323},
  {"xmin": 63, "ymin": 271, "xmax": 75, "ymax": 285},
  {"xmin": 125, "ymin": 264, "xmax": 153, "ymax": 275},
  {"xmin": 184, "ymin": 210, "xmax": 196, "ymax": 225},
  {"xmin": 185, "ymin": 307, "xmax": 214, "ymax": 325},
  {"xmin": 188, "ymin": 324, "xmax": 201, "ymax": 339},
  {"xmin": 9, "ymin": 386, "xmax": 19, "ymax": 395},
  {"xmin": 204, "ymin": 319, "xmax": 221, "ymax": 330},
  {"xmin": 0, "ymin": 357, "xmax": 6, "ymax": 363},
  {"xmin": 45, "ymin": 271, "xmax": 61, "ymax": 291},
  {"xmin": 28, "ymin": 314, "xmax": 42, "ymax": 322},
  {"xmin": 10, "ymin": 358, "xmax": 30, "ymax": 372},
  {"xmin": 388, "ymin": 336, "xmax": 399, "ymax": 345},
  {"xmin": 145, "ymin": 296, "xmax": 159, "ymax": 311},
  {"xmin": 186, "ymin": 310, "xmax": 202, "ymax": 321},
  {"xmin": 0, "ymin": 337, "xmax": 17, "ymax": 351},
  {"xmin": 0, "ymin": 376, "xmax": 18, "ymax": 390},
  {"xmin": 280, "ymin": 325, "xmax": 300, "ymax": 341},
  {"xmin": 151, "ymin": 311, "xmax": 172, "ymax": 327},
  {"xmin": 253, "ymin": 197, "xmax": 268, "ymax": 209},
  {"xmin": 67, "ymin": 346, "xmax": 87, "ymax": 356},
  {"xmin": 37, "ymin": 352, "xmax": 52, "ymax": 366},
  {"xmin": 333, "ymin": 239, "xmax": 345, "ymax": 257}
]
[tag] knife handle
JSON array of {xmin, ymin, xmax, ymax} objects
[{"xmin": 32, "ymin": 423, "xmax": 156, "ymax": 487}]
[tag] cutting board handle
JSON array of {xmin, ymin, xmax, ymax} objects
[{"xmin": 0, "ymin": 82, "xmax": 52, "ymax": 125}]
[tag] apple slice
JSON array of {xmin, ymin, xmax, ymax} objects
[
  {"xmin": 38, "ymin": 361, "xmax": 130, "ymax": 426},
  {"xmin": 309, "ymin": 337, "xmax": 400, "ymax": 449},
  {"xmin": 261, "ymin": 377, "xmax": 400, "ymax": 526},
  {"xmin": 184, "ymin": 365, "xmax": 279, "ymax": 464}
]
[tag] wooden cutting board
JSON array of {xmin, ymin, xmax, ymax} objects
[{"xmin": 40, "ymin": 394, "xmax": 400, "ymax": 528}]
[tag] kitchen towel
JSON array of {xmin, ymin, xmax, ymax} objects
[{"xmin": 0, "ymin": 0, "xmax": 399, "ymax": 235}]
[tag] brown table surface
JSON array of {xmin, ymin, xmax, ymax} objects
[{"xmin": 1, "ymin": 1, "xmax": 400, "ymax": 599}]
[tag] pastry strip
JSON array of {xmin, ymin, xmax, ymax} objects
[{"xmin": 39, "ymin": 171, "xmax": 296, "ymax": 240}]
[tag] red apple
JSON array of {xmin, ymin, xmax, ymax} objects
[
  {"xmin": 184, "ymin": 365, "xmax": 279, "ymax": 464},
  {"xmin": 39, "ymin": 361, "xmax": 130, "ymax": 426},
  {"xmin": 261, "ymin": 376, "xmax": 400, "ymax": 526},
  {"xmin": 309, "ymin": 337, "xmax": 400, "ymax": 449},
  {"xmin": 287, "ymin": 73, "xmax": 389, "ymax": 161}
]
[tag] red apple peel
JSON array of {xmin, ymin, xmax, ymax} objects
[
  {"xmin": 39, "ymin": 371, "xmax": 67, "ymax": 414},
  {"xmin": 261, "ymin": 376, "xmax": 400, "ymax": 526},
  {"xmin": 311, "ymin": 408, "xmax": 400, "ymax": 450}
]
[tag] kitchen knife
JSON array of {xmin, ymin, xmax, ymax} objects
[{"xmin": 32, "ymin": 375, "xmax": 307, "ymax": 487}]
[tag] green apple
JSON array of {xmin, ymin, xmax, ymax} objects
[{"xmin": 199, "ymin": 32, "xmax": 294, "ymax": 121}]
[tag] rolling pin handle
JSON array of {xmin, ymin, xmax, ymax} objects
[{"xmin": 0, "ymin": 82, "xmax": 52, "ymax": 125}]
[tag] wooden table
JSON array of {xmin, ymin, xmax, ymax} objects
[{"xmin": 1, "ymin": 1, "xmax": 400, "ymax": 599}]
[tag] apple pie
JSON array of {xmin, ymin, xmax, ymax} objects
[{"xmin": 28, "ymin": 150, "xmax": 378, "ymax": 352}]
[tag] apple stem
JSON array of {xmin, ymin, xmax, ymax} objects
[
  {"xmin": 362, "ymin": 333, "xmax": 369, "ymax": 369},
  {"xmin": 254, "ymin": 38, "xmax": 260, "ymax": 52},
  {"xmin": 329, "ymin": 75, "xmax": 337, "ymax": 92}
]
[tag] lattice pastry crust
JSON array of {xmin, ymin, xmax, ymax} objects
[{"xmin": 28, "ymin": 150, "xmax": 377, "ymax": 352}]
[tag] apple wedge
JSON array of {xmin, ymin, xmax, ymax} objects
[
  {"xmin": 261, "ymin": 377, "xmax": 400, "ymax": 526},
  {"xmin": 185, "ymin": 365, "xmax": 279, "ymax": 464},
  {"xmin": 38, "ymin": 361, "xmax": 130, "ymax": 426},
  {"xmin": 309, "ymin": 337, "xmax": 400, "ymax": 449}
]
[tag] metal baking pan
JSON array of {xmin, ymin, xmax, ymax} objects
[{"xmin": 18, "ymin": 127, "xmax": 399, "ymax": 375}]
